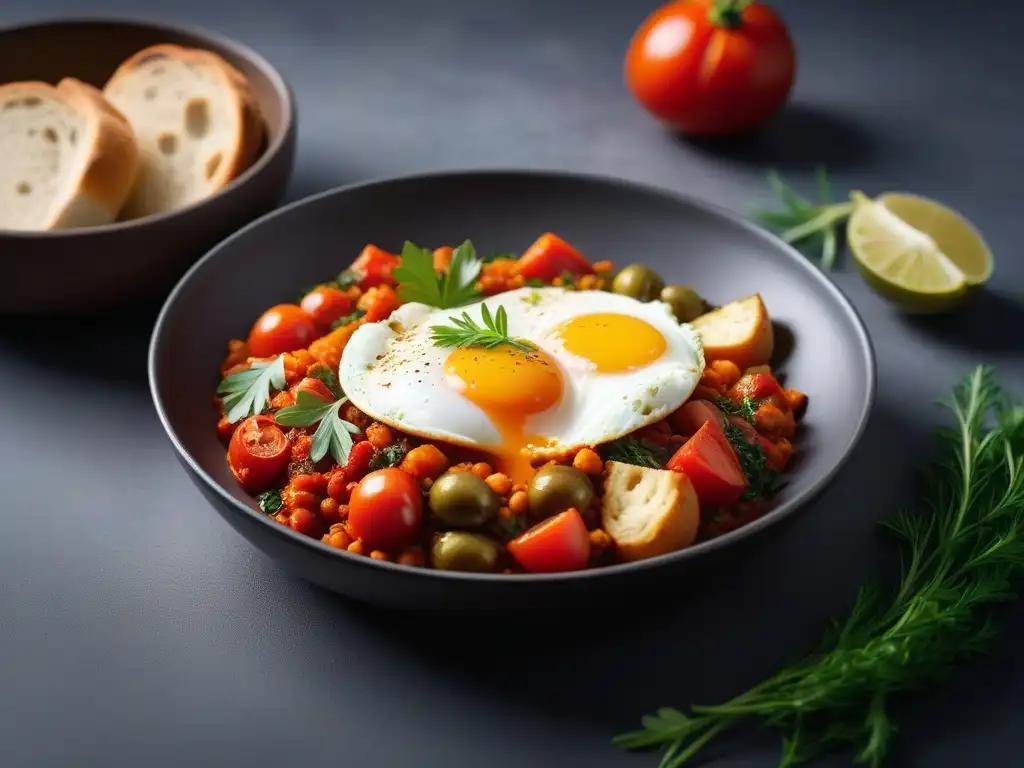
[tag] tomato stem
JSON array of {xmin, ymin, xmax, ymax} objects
[{"xmin": 709, "ymin": 0, "xmax": 751, "ymax": 28}]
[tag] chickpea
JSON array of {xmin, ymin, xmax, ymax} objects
[
  {"xmin": 365, "ymin": 422, "xmax": 394, "ymax": 449},
  {"xmin": 471, "ymin": 462, "xmax": 493, "ymax": 480},
  {"xmin": 485, "ymin": 472, "xmax": 513, "ymax": 496},
  {"xmin": 572, "ymin": 447, "xmax": 604, "ymax": 476},
  {"xmin": 508, "ymin": 490, "xmax": 530, "ymax": 516}
]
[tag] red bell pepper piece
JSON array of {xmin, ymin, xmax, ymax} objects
[
  {"xmin": 350, "ymin": 245, "xmax": 400, "ymax": 289},
  {"xmin": 516, "ymin": 233, "xmax": 593, "ymax": 281}
]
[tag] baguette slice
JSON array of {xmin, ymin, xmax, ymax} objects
[
  {"xmin": 0, "ymin": 78, "xmax": 139, "ymax": 231},
  {"xmin": 601, "ymin": 461, "xmax": 700, "ymax": 562},
  {"xmin": 102, "ymin": 44, "xmax": 263, "ymax": 219},
  {"xmin": 690, "ymin": 294, "xmax": 774, "ymax": 371}
]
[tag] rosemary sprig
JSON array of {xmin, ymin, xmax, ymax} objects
[
  {"xmin": 753, "ymin": 168, "xmax": 855, "ymax": 270},
  {"xmin": 430, "ymin": 304, "xmax": 537, "ymax": 353},
  {"xmin": 616, "ymin": 366, "xmax": 1024, "ymax": 766}
]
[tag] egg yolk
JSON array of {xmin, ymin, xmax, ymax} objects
[
  {"xmin": 444, "ymin": 345, "xmax": 561, "ymax": 483},
  {"xmin": 554, "ymin": 313, "xmax": 666, "ymax": 372}
]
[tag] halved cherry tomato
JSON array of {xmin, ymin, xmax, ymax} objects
[
  {"xmin": 516, "ymin": 233, "xmax": 594, "ymax": 281},
  {"xmin": 300, "ymin": 286, "xmax": 355, "ymax": 331},
  {"xmin": 228, "ymin": 415, "xmax": 291, "ymax": 492},
  {"xmin": 350, "ymin": 245, "xmax": 400, "ymax": 289},
  {"xmin": 669, "ymin": 399, "xmax": 726, "ymax": 436},
  {"xmin": 625, "ymin": 0, "xmax": 796, "ymax": 137},
  {"xmin": 731, "ymin": 373, "xmax": 784, "ymax": 403},
  {"xmin": 348, "ymin": 468, "xmax": 423, "ymax": 551},
  {"xmin": 291, "ymin": 376, "xmax": 335, "ymax": 404},
  {"xmin": 507, "ymin": 508, "xmax": 591, "ymax": 573},
  {"xmin": 666, "ymin": 419, "xmax": 746, "ymax": 507},
  {"xmin": 247, "ymin": 304, "xmax": 319, "ymax": 358}
]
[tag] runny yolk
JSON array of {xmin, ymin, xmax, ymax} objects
[
  {"xmin": 444, "ymin": 345, "xmax": 561, "ymax": 484},
  {"xmin": 554, "ymin": 313, "xmax": 666, "ymax": 372}
]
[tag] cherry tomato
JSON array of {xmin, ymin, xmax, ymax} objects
[
  {"xmin": 507, "ymin": 508, "xmax": 591, "ymax": 573},
  {"xmin": 291, "ymin": 376, "xmax": 335, "ymax": 404},
  {"xmin": 300, "ymin": 286, "xmax": 355, "ymax": 331},
  {"xmin": 247, "ymin": 304, "xmax": 319, "ymax": 358},
  {"xmin": 516, "ymin": 233, "xmax": 593, "ymax": 282},
  {"xmin": 347, "ymin": 468, "xmax": 423, "ymax": 551},
  {"xmin": 228, "ymin": 415, "xmax": 291, "ymax": 492},
  {"xmin": 625, "ymin": 0, "xmax": 796, "ymax": 137},
  {"xmin": 350, "ymin": 245, "xmax": 400, "ymax": 289},
  {"xmin": 666, "ymin": 419, "xmax": 746, "ymax": 507}
]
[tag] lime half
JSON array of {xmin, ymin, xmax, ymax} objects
[{"xmin": 847, "ymin": 192, "xmax": 994, "ymax": 313}]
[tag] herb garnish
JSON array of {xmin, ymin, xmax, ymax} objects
[
  {"xmin": 430, "ymin": 304, "xmax": 537, "ymax": 353},
  {"xmin": 717, "ymin": 395, "xmax": 759, "ymax": 425},
  {"xmin": 481, "ymin": 251, "xmax": 517, "ymax": 263},
  {"xmin": 275, "ymin": 390, "xmax": 362, "ymax": 465},
  {"xmin": 217, "ymin": 355, "xmax": 287, "ymax": 424},
  {"xmin": 603, "ymin": 438, "xmax": 670, "ymax": 469},
  {"xmin": 752, "ymin": 167, "xmax": 854, "ymax": 270},
  {"xmin": 394, "ymin": 239, "xmax": 481, "ymax": 308},
  {"xmin": 331, "ymin": 309, "xmax": 366, "ymax": 329},
  {"xmin": 522, "ymin": 278, "xmax": 547, "ymax": 288},
  {"xmin": 256, "ymin": 489, "xmax": 283, "ymax": 515},
  {"xmin": 368, "ymin": 440, "xmax": 409, "ymax": 471},
  {"xmin": 617, "ymin": 366, "xmax": 1024, "ymax": 767},
  {"xmin": 336, "ymin": 269, "xmax": 361, "ymax": 288},
  {"xmin": 307, "ymin": 364, "xmax": 343, "ymax": 399},
  {"xmin": 721, "ymin": 421, "xmax": 785, "ymax": 500}
]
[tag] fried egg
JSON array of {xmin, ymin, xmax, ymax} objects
[{"xmin": 339, "ymin": 287, "xmax": 704, "ymax": 482}]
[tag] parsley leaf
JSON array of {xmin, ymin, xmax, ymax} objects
[
  {"xmin": 603, "ymin": 438, "xmax": 670, "ymax": 469},
  {"xmin": 275, "ymin": 391, "xmax": 362, "ymax": 465},
  {"xmin": 431, "ymin": 304, "xmax": 537, "ymax": 352},
  {"xmin": 722, "ymin": 421, "xmax": 785, "ymax": 500},
  {"xmin": 717, "ymin": 395, "xmax": 760, "ymax": 424},
  {"xmin": 217, "ymin": 355, "xmax": 287, "ymax": 424},
  {"xmin": 307, "ymin": 364, "xmax": 343, "ymax": 399},
  {"xmin": 256, "ymin": 489, "xmax": 283, "ymax": 515},
  {"xmin": 331, "ymin": 308, "xmax": 366, "ymax": 329},
  {"xmin": 394, "ymin": 239, "xmax": 481, "ymax": 308}
]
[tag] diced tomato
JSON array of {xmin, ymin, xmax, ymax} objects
[
  {"xmin": 350, "ymin": 245, "xmax": 400, "ymax": 289},
  {"xmin": 433, "ymin": 246, "xmax": 453, "ymax": 272},
  {"xmin": 291, "ymin": 376, "xmax": 335, "ymax": 404},
  {"xmin": 731, "ymin": 373, "xmax": 784, "ymax": 403},
  {"xmin": 669, "ymin": 399, "xmax": 726, "ymax": 436},
  {"xmin": 507, "ymin": 508, "xmax": 591, "ymax": 573},
  {"xmin": 228, "ymin": 415, "xmax": 292, "ymax": 493},
  {"xmin": 666, "ymin": 420, "xmax": 746, "ymax": 508},
  {"xmin": 516, "ymin": 233, "xmax": 593, "ymax": 281},
  {"xmin": 360, "ymin": 285, "xmax": 401, "ymax": 322}
]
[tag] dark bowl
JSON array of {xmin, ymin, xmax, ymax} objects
[
  {"xmin": 0, "ymin": 17, "xmax": 296, "ymax": 314},
  {"xmin": 150, "ymin": 170, "xmax": 875, "ymax": 612}
]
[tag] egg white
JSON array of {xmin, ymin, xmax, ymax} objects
[{"xmin": 339, "ymin": 287, "xmax": 704, "ymax": 455}]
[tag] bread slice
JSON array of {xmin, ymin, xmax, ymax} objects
[
  {"xmin": 690, "ymin": 294, "xmax": 774, "ymax": 371},
  {"xmin": 0, "ymin": 78, "xmax": 138, "ymax": 231},
  {"xmin": 601, "ymin": 461, "xmax": 700, "ymax": 561},
  {"xmin": 102, "ymin": 44, "xmax": 263, "ymax": 219}
]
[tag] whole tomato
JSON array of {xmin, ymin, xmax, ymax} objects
[{"xmin": 625, "ymin": 0, "xmax": 796, "ymax": 137}]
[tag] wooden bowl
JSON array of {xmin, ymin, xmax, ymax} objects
[{"xmin": 0, "ymin": 17, "xmax": 296, "ymax": 314}]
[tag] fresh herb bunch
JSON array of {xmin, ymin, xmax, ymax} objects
[
  {"xmin": 616, "ymin": 366, "xmax": 1024, "ymax": 767},
  {"xmin": 394, "ymin": 239, "xmax": 481, "ymax": 308},
  {"xmin": 753, "ymin": 168, "xmax": 855, "ymax": 270},
  {"xmin": 604, "ymin": 438, "xmax": 670, "ymax": 469},
  {"xmin": 717, "ymin": 395, "xmax": 759, "ymax": 424},
  {"xmin": 431, "ymin": 304, "xmax": 537, "ymax": 353},
  {"xmin": 275, "ymin": 390, "xmax": 362, "ymax": 465},
  {"xmin": 217, "ymin": 356, "xmax": 287, "ymax": 423}
]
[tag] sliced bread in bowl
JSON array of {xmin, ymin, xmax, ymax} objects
[
  {"xmin": 103, "ymin": 44, "xmax": 263, "ymax": 219},
  {"xmin": 0, "ymin": 78, "xmax": 139, "ymax": 231}
]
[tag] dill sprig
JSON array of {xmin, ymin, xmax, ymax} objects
[
  {"xmin": 616, "ymin": 365, "xmax": 1024, "ymax": 767},
  {"xmin": 603, "ymin": 438, "xmax": 670, "ymax": 469},
  {"xmin": 430, "ymin": 304, "xmax": 537, "ymax": 353},
  {"xmin": 753, "ymin": 168, "xmax": 855, "ymax": 270}
]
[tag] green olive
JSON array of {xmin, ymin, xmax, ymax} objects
[
  {"xmin": 660, "ymin": 284, "xmax": 706, "ymax": 323},
  {"xmin": 429, "ymin": 471, "xmax": 500, "ymax": 527},
  {"xmin": 611, "ymin": 264, "xmax": 665, "ymax": 302},
  {"xmin": 431, "ymin": 531, "xmax": 501, "ymax": 572},
  {"xmin": 527, "ymin": 464, "xmax": 596, "ymax": 518}
]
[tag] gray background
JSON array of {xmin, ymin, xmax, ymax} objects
[{"xmin": 2, "ymin": 1, "xmax": 1023, "ymax": 766}]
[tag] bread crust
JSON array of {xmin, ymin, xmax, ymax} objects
[
  {"xmin": 104, "ymin": 44, "xmax": 263, "ymax": 193},
  {"xmin": 0, "ymin": 79, "xmax": 139, "ymax": 230}
]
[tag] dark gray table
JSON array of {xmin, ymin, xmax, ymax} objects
[{"xmin": 2, "ymin": 1, "xmax": 1022, "ymax": 766}]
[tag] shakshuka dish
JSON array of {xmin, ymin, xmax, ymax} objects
[{"xmin": 215, "ymin": 234, "xmax": 806, "ymax": 573}]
